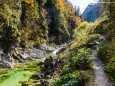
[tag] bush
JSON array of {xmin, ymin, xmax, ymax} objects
[
  {"xmin": 51, "ymin": 70, "xmax": 93, "ymax": 86},
  {"xmin": 72, "ymin": 48, "xmax": 92, "ymax": 70},
  {"xmin": 94, "ymin": 16, "xmax": 115, "ymax": 41},
  {"xmin": 98, "ymin": 41, "xmax": 115, "ymax": 81},
  {"xmin": 105, "ymin": 57, "xmax": 115, "ymax": 81},
  {"xmin": 71, "ymin": 21, "xmax": 100, "ymax": 49},
  {"xmin": 98, "ymin": 41, "xmax": 115, "ymax": 63}
]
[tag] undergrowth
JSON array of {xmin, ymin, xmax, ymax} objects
[
  {"xmin": 98, "ymin": 40, "xmax": 115, "ymax": 81},
  {"xmin": 51, "ymin": 48, "xmax": 94, "ymax": 86}
]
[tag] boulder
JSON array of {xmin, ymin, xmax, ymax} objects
[
  {"xmin": 44, "ymin": 56, "xmax": 53, "ymax": 69},
  {"xmin": 87, "ymin": 36, "xmax": 106, "ymax": 48},
  {"xmin": 40, "ymin": 43, "xmax": 55, "ymax": 51},
  {"xmin": 64, "ymin": 84, "xmax": 71, "ymax": 86},
  {"xmin": 19, "ymin": 53, "xmax": 32, "ymax": 60},
  {"xmin": 0, "ymin": 54, "xmax": 13, "ymax": 68},
  {"xmin": 32, "ymin": 71, "xmax": 44, "ymax": 79}
]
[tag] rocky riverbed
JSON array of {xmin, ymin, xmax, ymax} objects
[
  {"xmin": 0, "ymin": 43, "xmax": 67, "ymax": 68},
  {"xmin": 0, "ymin": 43, "xmax": 66, "ymax": 86}
]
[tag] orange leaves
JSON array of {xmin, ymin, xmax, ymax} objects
[
  {"xmin": 24, "ymin": 0, "xmax": 33, "ymax": 4},
  {"xmin": 42, "ymin": 8, "xmax": 47, "ymax": 16},
  {"xmin": 56, "ymin": 0, "xmax": 65, "ymax": 12},
  {"xmin": 65, "ymin": 2, "xmax": 74, "ymax": 14},
  {"xmin": 21, "ymin": 29, "xmax": 33, "ymax": 41},
  {"xmin": 65, "ymin": 1, "xmax": 75, "ymax": 20},
  {"xmin": 74, "ymin": 16, "xmax": 82, "ymax": 27}
]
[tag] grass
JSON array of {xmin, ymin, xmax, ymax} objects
[{"xmin": 0, "ymin": 71, "xmax": 33, "ymax": 86}]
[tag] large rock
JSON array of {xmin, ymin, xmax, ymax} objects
[
  {"xmin": 18, "ymin": 48, "xmax": 47, "ymax": 59},
  {"xmin": 40, "ymin": 43, "xmax": 55, "ymax": 51},
  {"xmin": 44, "ymin": 56, "xmax": 53, "ymax": 69},
  {"xmin": 0, "ymin": 54, "xmax": 14, "ymax": 68},
  {"xmin": 87, "ymin": 36, "xmax": 106, "ymax": 48},
  {"xmin": 32, "ymin": 71, "xmax": 44, "ymax": 79},
  {"xmin": 19, "ymin": 53, "xmax": 32, "ymax": 60}
]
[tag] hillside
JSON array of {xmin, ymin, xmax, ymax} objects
[{"xmin": 0, "ymin": 0, "xmax": 82, "ymax": 67}]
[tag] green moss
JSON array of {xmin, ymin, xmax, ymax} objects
[{"xmin": 0, "ymin": 59, "xmax": 41, "ymax": 86}]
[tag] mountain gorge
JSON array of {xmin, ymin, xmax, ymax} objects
[
  {"xmin": 0, "ymin": 0, "xmax": 115, "ymax": 86},
  {"xmin": 0, "ymin": 0, "xmax": 82, "ymax": 67}
]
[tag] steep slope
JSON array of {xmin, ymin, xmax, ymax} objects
[
  {"xmin": 82, "ymin": 3, "xmax": 101, "ymax": 22},
  {"xmin": 0, "ymin": 0, "xmax": 82, "ymax": 67}
]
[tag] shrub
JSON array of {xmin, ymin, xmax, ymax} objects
[
  {"xmin": 98, "ymin": 41, "xmax": 115, "ymax": 63},
  {"xmin": 94, "ymin": 16, "xmax": 115, "ymax": 41},
  {"xmin": 72, "ymin": 48, "xmax": 92, "ymax": 70},
  {"xmin": 105, "ymin": 57, "xmax": 115, "ymax": 81},
  {"xmin": 71, "ymin": 21, "xmax": 100, "ymax": 49},
  {"xmin": 98, "ymin": 40, "xmax": 115, "ymax": 81},
  {"xmin": 51, "ymin": 70, "xmax": 93, "ymax": 86}
]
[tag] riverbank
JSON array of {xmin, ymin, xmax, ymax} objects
[
  {"xmin": 0, "ymin": 43, "xmax": 67, "ymax": 68},
  {"xmin": 0, "ymin": 43, "xmax": 68, "ymax": 86}
]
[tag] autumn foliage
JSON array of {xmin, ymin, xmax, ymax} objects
[
  {"xmin": 0, "ymin": 0, "xmax": 82, "ymax": 49},
  {"xmin": 55, "ymin": 0, "xmax": 65, "ymax": 12},
  {"xmin": 24, "ymin": 0, "xmax": 33, "ymax": 4}
]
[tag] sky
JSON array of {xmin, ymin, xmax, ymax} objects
[{"xmin": 68, "ymin": 0, "xmax": 98, "ymax": 14}]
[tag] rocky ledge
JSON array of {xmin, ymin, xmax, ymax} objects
[{"xmin": 0, "ymin": 43, "xmax": 58, "ymax": 68}]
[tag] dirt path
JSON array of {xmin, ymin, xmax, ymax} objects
[{"xmin": 92, "ymin": 50, "xmax": 111, "ymax": 86}]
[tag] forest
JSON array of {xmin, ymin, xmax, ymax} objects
[{"xmin": 0, "ymin": 0, "xmax": 114, "ymax": 86}]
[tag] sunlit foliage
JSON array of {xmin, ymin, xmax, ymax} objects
[{"xmin": 55, "ymin": 0, "xmax": 65, "ymax": 12}]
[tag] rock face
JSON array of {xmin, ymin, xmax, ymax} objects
[
  {"xmin": 82, "ymin": 3, "xmax": 101, "ymax": 22},
  {"xmin": 0, "ymin": 44, "xmax": 57, "ymax": 68}
]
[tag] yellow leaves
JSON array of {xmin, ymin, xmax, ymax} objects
[
  {"xmin": 42, "ymin": 8, "xmax": 47, "ymax": 16},
  {"xmin": 21, "ymin": 29, "xmax": 32, "ymax": 41},
  {"xmin": 34, "ymin": 37, "xmax": 46, "ymax": 45},
  {"xmin": 74, "ymin": 16, "xmax": 82, "ymax": 27},
  {"xmin": 56, "ymin": 0, "xmax": 65, "ymax": 12},
  {"xmin": 24, "ymin": 0, "xmax": 33, "ymax": 4}
]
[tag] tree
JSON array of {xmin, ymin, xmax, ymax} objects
[
  {"xmin": 75, "ymin": 6, "xmax": 80, "ymax": 16},
  {"xmin": 0, "ymin": 0, "xmax": 23, "ymax": 64},
  {"xmin": 99, "ymin": 0, "xmax": 115, "ymax": 40},
  {"xmin": 55, "ymin": 0, "xmax": 65, "ymax": 12}
]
